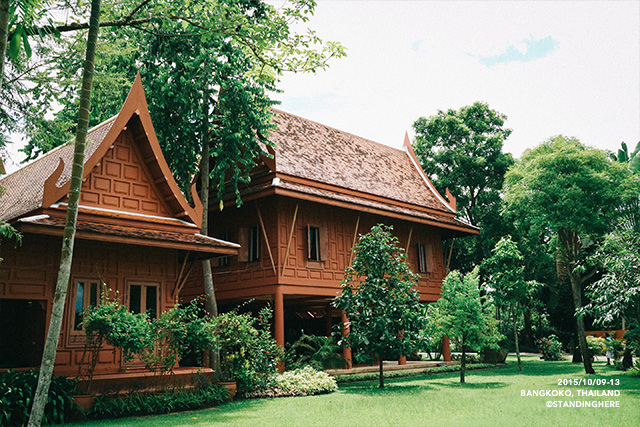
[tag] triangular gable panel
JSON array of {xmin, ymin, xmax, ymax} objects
[
  {"xmin": 42, "ymin": 73, "xmax": 202, "ymax": 227},
  {"xmin": 71, "ymin": 128, "xmax": 172, "ymax": 216}
]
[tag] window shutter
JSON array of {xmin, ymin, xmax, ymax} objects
[
  {"xmin": 426, "ymin": 243, "xmax": 435, "ymax": 272},
  {"xmin": 238, "ymin": 227, "xmax": 249, "ymax": 262},
  {"xmin": 307, "ymin": 225, "xmax": 312, "ymax": 259},
  {"xmin": 319, "ymin": 226, "xmax": 329, "ymax": 260}
]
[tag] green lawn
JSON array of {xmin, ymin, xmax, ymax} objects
[{"xmin": 71, "ymin": 357, "xmax": 639, "ymax": 427}]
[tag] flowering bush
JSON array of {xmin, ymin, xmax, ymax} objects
[
  {"xmin": 213, "ymin": 307, "xmax": 282, "ymax": 396},
  {"xmin": 246, "ymin": 366, "xmax": 338, "ymax": 398},
  {"xmin": 537, "ymin": 334, "xmax": 564, "ymax": 361}
]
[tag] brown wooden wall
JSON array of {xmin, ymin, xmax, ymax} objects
[
  {"xmin": 0, "ymin": 234, "xmax": 179, "ymax": 375},
  {"xmin": 181, "ymin": 195, "xmax": 446, "ymax": 304},
  {"xmin": 75, "ymin": 131, "xmax": 171, "ymax": 217}
]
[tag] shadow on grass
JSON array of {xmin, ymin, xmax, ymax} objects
[
  {"xmin": 435, "ymin": 381, "xmax": 508, "ymax": 389},
  {"xmin": 340, "ymin": 383, "xmax": 436, "ymax": 395}
]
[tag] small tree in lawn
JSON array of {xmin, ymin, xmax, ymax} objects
[
  {"xmin": 427, "ymin": 268, "xmax": 497, "ymax": 383},
  {"xmin": 482, "ymin": 236, "xmax": 540, "ymax": 371},
  {"xmin": 333, "ymin": 224, "xmax": 426, "ymax": 388}
]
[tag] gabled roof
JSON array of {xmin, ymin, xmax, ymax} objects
[
  {"xmin": 0, "ymin": 74, "xmax": 203, "ymax": 227},
  {"xmin": 264, "ymin": 109, "xmax": 478, "ymax": 235}
]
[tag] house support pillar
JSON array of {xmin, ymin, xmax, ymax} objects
[
  {"xmin": 274, "ymin": 286, "xmax": 285, "ymax": 372},
  {"xmin": 442, "ymin": 336, "xmax": 451, "ymax": 362},
  {"xmin": 341, "ymin": 311, "xmax": 352, "ymax": 369}
]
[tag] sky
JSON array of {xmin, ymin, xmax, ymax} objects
[
  {"xmin": 3, "ymin": 0, "xmax": 639, "ymax": 173},
  {"xmin": 272, "ymin": 0, "xmax": 640, "ymax": 159}
]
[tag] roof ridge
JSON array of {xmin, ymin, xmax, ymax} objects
[
  {"xmin": 0, "ymin": 115, "xmax": 119, "ymax": 184},
  {"xmin": 270, "ymin": 108, "xmax": 404, "ymax": 153}
]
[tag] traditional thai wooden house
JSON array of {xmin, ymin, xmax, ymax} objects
[
  {"xmin": 180, "ymin": 109, "xmax": 479, "ymax": 364},
  {"xmin": 0, "ymin": 76, "xmax": 238, "ymax": 377}
]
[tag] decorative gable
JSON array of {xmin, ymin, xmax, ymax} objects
[{"xmin": 77, "ymin": 129, "xmax": 172, "ymax": 216}]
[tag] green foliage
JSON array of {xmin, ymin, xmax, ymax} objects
[
  {"xmin": 0, "ymin": 370, "xmax": 77, "ymax": 425},
  {"xmin": 537, "ymin": 334, "xmax": 565, "ymax": 361},
  {"xmin": 147, "ymin": 300, "xmax": 217, "ymax": 372},
  {"xmin": 285, "ymin": 332, "xmax": 347, "ymax": 370},
  {"xmin": 81, "ymin": 288, "xmax": 154, "ymax": 365},
  {"xmin": 428, "ymin": 269, "xmax": 499, "ymax": 353},
  {"xmin": 333, "ymin": 224, "xmax": 427, "ymax": 384},
  {"xmin": 213, "ymin": 306, "xmax": 282, "ymax": 396},
  {"xmin": 627, "ymin": 359, "xmax": 640, "ymax": 377},
  {"xmin": 586, "ymin": 335, "xmax": 607, "ymax": 357},
  {"xmin": 504, "ymin": 136, "xmax": 633, "ymax": 247},
  {"xmin": 88, "ymin": 382, "xmax": 228, "ymax": 419},
  {"xmin": 585, "ymin": 230, "xmax": 640, "ymax": 326},
  {"xmin": 13, "ymin": 0, "xmax": 345, "ymax": 202},
  {"xmin": 412, "ymin": 101, "xmax": 514, "ymax": 272},
  {"xmin": 247, "ymin": 366, "xmax": 338, "ymax": 398}
]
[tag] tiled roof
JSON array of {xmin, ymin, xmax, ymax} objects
[
  {"xmin": 17, "ymin": 215, "xmax": 239, "ymax": 252},
  {"xmin": 269, "ymin": 110, "xmax": 450, "ymax": 213},
  {"xmin": 0, "ymin": 118, "xmax": 116, "ymax": 221},
  {"xmin": 267, "ymin": 110, "xmax": 477, "ymax": 233}
]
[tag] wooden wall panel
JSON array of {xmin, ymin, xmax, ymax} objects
[
  {"xmin": 179, "ymin": 195, "xmax": 447, "ymax": 305},
  {"xmin": 78, "ymin": 131, "xmax": 171, "ymax": 217},
  {"xmin": 0, "ymin": 234, "xmax": 180, "ymax": 376}
]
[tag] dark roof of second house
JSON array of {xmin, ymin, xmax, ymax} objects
[{"xmin": 265, "ymin": 109, "xmax": 478, "ymax": 235}]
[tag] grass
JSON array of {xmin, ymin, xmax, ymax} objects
[{"xmin": 70, "ymin": 356, "xmax": 639, "ymax": 427}]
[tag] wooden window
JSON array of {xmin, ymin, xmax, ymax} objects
[
  {"xmin": 249, "ymin": 225, "xmax": 260, "ymax": 262},
  {"xmin": 307, "ymin": 225, "xmax": 329, "ymax": 261},
  {"xmin": 238, "ymin": 226, "xmax": 260, "ymax": 262},
  {"xmin": 417, "ymin": 243, "xmax": 427, "ymax": 273},
  {"xmin": 72, "ymin": 280, "xmax": 99, "ymax": 331},
  {"xmin": 217, "ymin": 231, "xmax": 231, "ymax": 267},
  {"xmin": 128, "ymin": 282, "xmax": 159, "ymax": 319},
  {"xmin": 308, "ymin": 226, "xmax": 321, "ymax": 261},
  {"xmin": 417, "ymin": 243, "xmax": 436, "ymax": 273}
]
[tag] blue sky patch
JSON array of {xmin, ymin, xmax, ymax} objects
[{"xmin": 478, "ymin": 36, "xmax": 558, "ymax": 67}]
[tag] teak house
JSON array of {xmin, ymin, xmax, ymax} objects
[
  {"xmin": 0, "ymin": 77, "xmax": 477, "ymax": 376},
  {"xmin": 0, "ymin": 76, "xmax": 238, "ymax": 376},
  {"xmin": 180, "ymin": 108, "xmax": 479, "ymax": 363}
]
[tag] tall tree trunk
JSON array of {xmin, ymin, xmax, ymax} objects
[
  {"xmin": 522, "ymin": 309, "xmax": 534, "ymax": 348},
  {"xmin": 559, "ymin": 227, "xmax": 595, "ymax": 374},
  {"xmin": 199, "ymin": 83, "xmax": 219, "ymax": 371},
  {"xmin": 27, "ymin": 1, "xmax": 101, "ymax": 425},
  {"xmin": 513, "ymin": 309, "xmax": 522, "ymax": 371},
  {"xmin": 379, "ymin": 356, "xmax": 384, "ymax": 388},
  {"xmin": 0, "ymin": 0, "xmax": 9, "ymax": 90},
  {"xmin": 460, "ymin": 338, "xmax": 466, "ymax": 384}
]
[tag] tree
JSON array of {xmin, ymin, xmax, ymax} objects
[
  {"xmin": 412, "ymin": 102, "xmax": 514, "ymax": 273},
  {"xmin": 427, "ymin": 268, "xmax": 497, "ymax": 383},
  {"xmin": 333, "ymin": 224, "xmax": 426, "ymax": 388},
  {"xmin": 27, "ymin": 0, "xmax": 102, "ymax": 425},
  {"xmin": 482, "ymin": 236, "xmax": 540, "ymax": 371},
  {"xmin": 6, "ymin": 0, "xmax": 343, "ymax": 368},
  {"xmin": 503, "ymin": 135, "xmax": 633, "ymax": 374},
  {"xmin": 585, "ymin": 230, "xmax": 640, "ymax": 328}
]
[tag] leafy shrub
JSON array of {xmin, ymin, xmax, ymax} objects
[
  {"xmin": 246, "ymin": 366, "xmax": 338, "ymax": 398},
  {"xmin": 0, "ymin": 370, "xmax": 77, "ymax": 425},
  {"xmin": 537, "ymin": 334, "xmax": 565, "ymax": 361},
  {"xmin": 88, "ymin": 383, "xmax": 228, "ymax": 419},
  {"xmin": 452, "ymin": 353, "xmax": 481, "ymax": 363},
  {"xmin": 285, "ymin": 332, "xmax": 346, "ymax": 370},
  {"xmin": 214, "ymin": 307, "xmax": 283, "ymax": 396},
  {"xmin": 147, "ymin": 300, "xmax": 217, "ymax": 372},
  {"xmin": 586, "ymin": 335, "xmax": 607, "ymax": 357}
]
